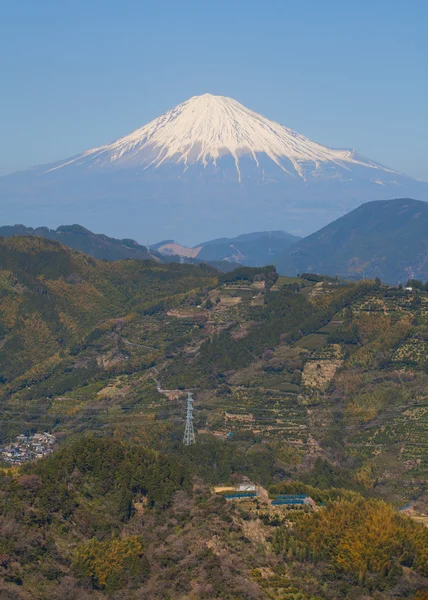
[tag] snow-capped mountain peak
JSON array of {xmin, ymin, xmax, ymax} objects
[
  {"xmin": 47, "ymin": 93, "xmax": 387, "ymax": 181},
  {"xmin": 3, "ymin": 92, "xmax": 426, "ymax": 246}
]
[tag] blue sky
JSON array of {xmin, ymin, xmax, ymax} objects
[{"xmin": 1, "ymin": 0, "xmax": 427, "ymax": 179}]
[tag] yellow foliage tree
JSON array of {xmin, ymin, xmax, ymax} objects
[
  {"xmin": 274, "ymin": 498, "xmax": 428, "ymax": 583},
  {"xmin": 74, "ymin": 535, "xmax": 147, "ymax": 591}
]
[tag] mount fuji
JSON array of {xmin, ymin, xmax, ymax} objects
[{"xmin": 1, "ymin": 93, "xmax": 427, "ymax": 244}]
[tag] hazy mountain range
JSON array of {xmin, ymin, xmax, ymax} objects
[
  {"xmin": 275, "ymin": 198, "xmax": 428, "ymax": 284},
  {"xmin": 0, "ymin": 224, "xmax": 152, "ymax": 262},
  {"xmin": 1, "ymin": 94, "xmax": 427, "ymax": 244},
  {"xmin": 1, "ymin": 198, "xmax": 427, "ymax": 283},
  {"xmin": 154, "ymin": 230, "xmax": 301, "ymax": 266}
]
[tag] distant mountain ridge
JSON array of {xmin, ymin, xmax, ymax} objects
[
  {"xmin": 1, "ymin": 93, "xmax": 427, "ymax": 243},
  {"xmin": 0, "ymin": 224, "xmax": 241, "ymax": 272},
  {"xmin": 2, "ymin": 198, "xmax": 428, "ymax": 283},
  {"xmin": 0, "ymin": 224, "xmax": 152, "ymax": 262},
  {"xmin": 196, "ymin": 230, "xmax": 301, "ymax": 265},
  {"xmin": 275, "ymin": 198, "xmax": 428, "ymax": 284},
  {"xmin": 153, "ymin": 230, "xmax": 300, "ymax": 266}
]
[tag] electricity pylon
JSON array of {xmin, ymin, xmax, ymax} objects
[{"xmin": 183, "ymin": 392, "xmax": 196, "ymax": 445}]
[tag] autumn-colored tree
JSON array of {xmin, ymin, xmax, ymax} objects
[
  {"xmin": 74, "ymin": 536, "xmax": 148, "ymax": 591},
  {"xmin": 273, "ymin": 498, "xmax": 428, "ymax": 586}
]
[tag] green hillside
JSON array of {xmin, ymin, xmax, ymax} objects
[
  {"xmin": 0, "ymin": 242, "xmax": 427, "ymax": 599},
  {"xmin": 275, "ymin": 198, "xmax": 428, "ymax": 284},
  {"xmin": 0, "ymin": 236, "xmax": 217, "ymax": 395}
]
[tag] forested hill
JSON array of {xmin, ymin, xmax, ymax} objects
[
  {"xmin": 0, "ymin": 225, "xmax": 250, "ymax": 272},
  {"xmin": 0, "ymin": 224, "xmax": 153, "ymax": 261},
  {"xmin": 0, "ymin": 244, "xmax": 427, "ymax": 599},
  {"xmin": 0, "ymin": 236, "xmax": 217, "ymax": 390},
  {"xmin": 275, "ymin": 198, "xmax": 428, "ymax": 284}
]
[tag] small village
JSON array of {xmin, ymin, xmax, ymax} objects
[{"xmin": 0, "ymin": 432, "xmax": 56, "ymax": 465}]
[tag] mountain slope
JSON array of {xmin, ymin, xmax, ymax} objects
[
  {"xmin": 275, "ymin": 198, "xmax": 428, "ymax": 283},
  {"xmin": 1, "ymin": 94, "xmax": 427, "ymax": 244},
  {"xmin": 0, "ymin": 245, "xmax": 427, "ymax": 598},
  {"xmin": 0, "ymin": 224, "xmax": 152, "ymax": 261},
  {"xmin": 42, "ymin": 93, "xmax": 389, "ymax": 177},
  {"xmin": 196, "ymin": 230, "xmax": 301, "ymax": 265},
  {"xmin": 154, "ymin": 230, "xmax": 300, "ymax": 266},
  {"xmin": 0, "ymin": 236, "xmax": 217, "ymax": 387}
]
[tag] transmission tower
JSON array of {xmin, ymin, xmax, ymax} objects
[{"xmin": 183, "ymin": 392, "xmax": 196, "ymax": 446}]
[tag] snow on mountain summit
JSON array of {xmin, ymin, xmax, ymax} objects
[
  {"xmin": 3, "ymin": 92, "xmax": 427, "ymax": 246},
  {"xmin": 48, "ymin": 93, "xmax": 386, "ymax": 181}
]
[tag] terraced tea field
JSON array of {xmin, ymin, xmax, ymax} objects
[{"xmin": 203, "ymin": 388, "xmax": 310, "ymax": 445}]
